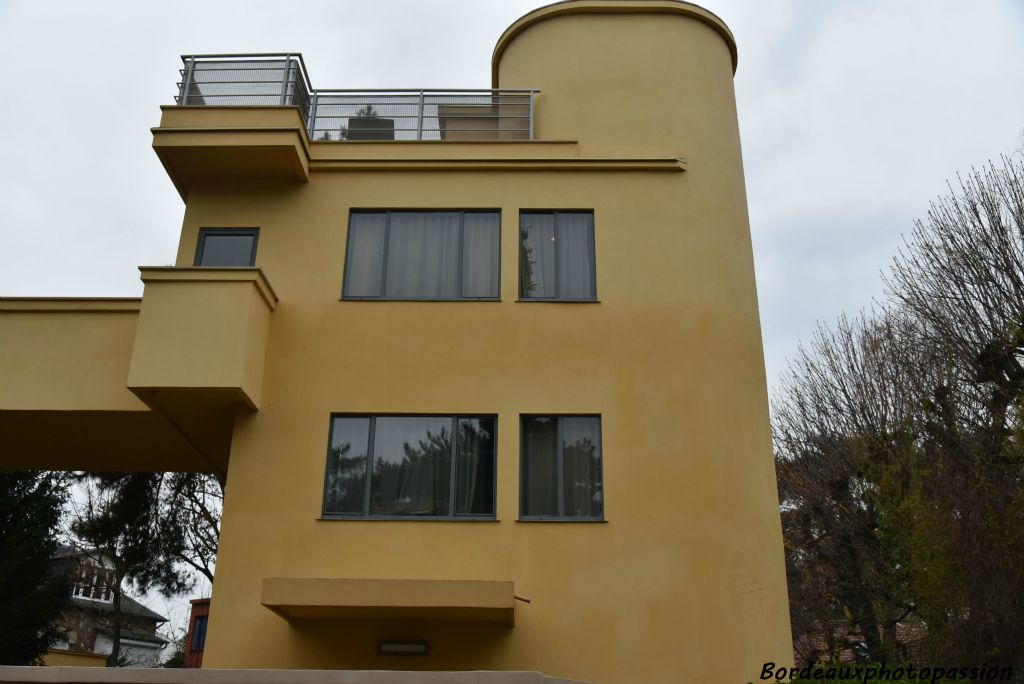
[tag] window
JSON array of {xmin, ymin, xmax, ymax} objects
[
  {"xmin": 323, "ymin": 415, "xmax": 497, "ymax": 519},
  {"xmin": 194, "ymin": 228, "xmax": 259, "ymax": 267},
  {"xmin": 343, "ymin": 211, "xmax": 500, "ymax": 300},
  {"xmin": 72, "ymin": 562, "xmax": 115, "ymax": 602},
  {"xmin": 190, "ymin": 615, "xmax": 208, "ymax": 652},
  {"xmin": 519, "ymin": 212, "xmax": 596, "ymax": 300},
  {"xmin": 520, "ymin": 415, "xmax": 603, "ymax": 520}
]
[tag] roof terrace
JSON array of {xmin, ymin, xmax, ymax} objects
[{"xmin": 176, "ymin": 54, "xmax": 537, "ymax": 142}]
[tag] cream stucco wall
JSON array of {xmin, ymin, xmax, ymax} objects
[{"xmin": 190, "ymin": 3, "xmax": 791, "ymax": 682}]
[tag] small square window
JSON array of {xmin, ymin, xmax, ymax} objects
[
  {"xmin": 520, "ymin": 415, "xmax": 603, "ymax": 520},
  {"xmin": 519, "ymin": 212, "xmax": 596, "ymax": 300},
  {"xmin": 194, "ymin": 229, "xmax": 259, "ymax": 267}
]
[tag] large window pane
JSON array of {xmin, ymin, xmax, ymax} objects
[
  {"xmin": 556, "ymin": 213, "xmax": 596, "ymax": 300},
  {"xmin": 195, "ymin": 229, "xmax": 258, "ymax": 267},
  {"xmin": 369, "ymin": 417, "xmax": 452, "ymax": 516},
  {"xmin": 345, "ymin": 214, "xmax": 387, "ymax": 297},
  {"xmin": 384, "ymin": 212, "xmax": 461, "ymax": 299},
  {"xmin": 462, "ymin": 213, "xmax": 500, "ymax": 298},
  {"xmin": 519, "ymin": 214, "xmax": 556, "ymax": 298},
  {"xmin": 561, "ymin": 416, "xmax": 603, "ymax": 517},
  {"xmin": 456, "ymin": 418, "xmax": 496, "ymax": 515},
  {"xmin": 344, "ymin": 211, "xmax": 500, "ymax": 300},
  {"xmin": 324, "ymin": 417, "xmax": 370, "ymax": 515},
  {"xmin": 521, "ymin": 417, "xmax": 558, "ymax": 516}
]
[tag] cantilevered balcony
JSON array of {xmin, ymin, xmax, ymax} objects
[{"xmin": 175, "ymin": 54, "xmax": 537, "ymax": 141}]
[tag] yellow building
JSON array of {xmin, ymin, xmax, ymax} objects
[{"xmin": 0, "ymin": 1, "xmax": 792, "ymax": 682}]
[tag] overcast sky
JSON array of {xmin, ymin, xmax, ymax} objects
[{"xmin": 2, "ymin": 0, "xmax": 1023, "ymax": 640}]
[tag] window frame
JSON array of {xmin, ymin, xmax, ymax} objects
[
  {"xmin": 321, "ymin": 413, "xmax": 499, "ymax": 521},
  {"xmin": 194, "ymin": 228, "xmax": 260, "ymax": 267},
  {"xmin": 341, "ymin": 210, "xmax": 502, "ymax": 301},
  {"xmin": 518, "ymin": 210, "xmax": 598, "ymax": 302},
  {"xmin": 518, "ymin": 414, "xmax": 605, "ymax": 522}
]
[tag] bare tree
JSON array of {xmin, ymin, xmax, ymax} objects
[{"xmin": 777, "ymin": 156, "xmax": 1024, "ymax": 670}]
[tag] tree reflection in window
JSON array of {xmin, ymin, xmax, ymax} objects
[
  {"xmin": 323, "ymin": 415, "xmax": 496, "ymax": 518},
  {"xmin": 521, "ymin": 415, "xmax": 603, "ymax": 519}
]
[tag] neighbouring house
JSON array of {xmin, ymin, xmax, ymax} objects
[
  {"xmin": 183, "ymin": 599, "xmax": 210, "ymax": 669},
  {"xmin": 0, "ymin": 2, "xmax": 792, "ymax": 682},
  {"xmin": 43, "ymin": 549, "xmax": 168, "ymax": 668}
]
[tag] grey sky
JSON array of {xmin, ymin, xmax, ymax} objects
[
  {"xmin": 2, "ymin": 0, "xmax": 1024, "ymax": 640},
  {"xmin": 3, "ymin": 0, "xmax": 1023, "ymax": 383}
]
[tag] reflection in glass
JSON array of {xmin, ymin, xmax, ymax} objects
[
  {"xmin": 522, "ymin": 417, "xmax": 558, "ymax": 516},
  {"xmin": 562, "ymin": 416, "xmax": 603, "ymax": 517},
  {"xmin": 324, "ymin": 417, "xmax": 370, "ymax": 515},
  {"xmin": 456, "ymin": 418, "xmax": 496, "ymax": 515},
  {"xmin": 519, "ymin": 214, "xmax": 556, "ymax": 298},
  {"xmin": 519, "ymin": 213, "xmax": 595, "ymax": 300},
  {"xmin": 197, "ymin": 233, "xmax": 256, "ymax": 267},
  {"xmin": 370, "ymin": 417, "xmax": 452, "ymax": 516}
]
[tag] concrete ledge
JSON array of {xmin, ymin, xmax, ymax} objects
[
  {"xmin": 0, "ymin": 668, "xmax": 589, "ymax": 684},
  {"xmin": 262, "ymin": 578, "xmax": 516, "ymax": 625}
]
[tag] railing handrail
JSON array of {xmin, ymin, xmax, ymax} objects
[
  {"xmin": 181, "ymin": 53, "xmax": 314, "ymax": 98},
  {"xmin": 175, "ymin": 54, "xmax": 539, "ymax": 141}
]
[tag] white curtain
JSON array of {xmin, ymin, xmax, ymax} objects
[
  {"xmin": 345, "ymin": 214, "xmax": 387, "ymax": 296},
  {"xmin": 385, "ymin": 212, "xmax": 461, "ymax": 298},
  {"xmin": 462, "ymin": 213, "xmax": 500, "ymax": 298},
  {"xmin": 520, "ymin": 214, "xmax": 556, "ymax": 298},
  {"xmin": 556, "ymin": 213, "xmax": 596, "ymax": 300}
]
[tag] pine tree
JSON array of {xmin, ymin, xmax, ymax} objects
[{"xmin": 0, "ymin": 472, "xmax": 71, "ymax": 665}]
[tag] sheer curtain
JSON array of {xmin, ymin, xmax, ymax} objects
[
  {"xmin": 561, "ymin": 416, "xmax": 602, "ymax": 517},
  {"xmin": 385, "ymin": 212, "xmax": 460, "ymax": 298},
  {"xmin": 556, "ymin": 213, "xmax": 595, "ymax": 300},
  {"xmin": 462, "ymin": 213, "xmax": 500, "ymax": 298},
  {"xmin": 344, "ymin": 213, "xmax": 387, "ymax": 296},
  {"xmin": 522, "ymin": 417, "xmax": 559, "ymax": 515},
  {"xmin": 520, "ymin": 214, "xmax": 556, "ymax": 298}
]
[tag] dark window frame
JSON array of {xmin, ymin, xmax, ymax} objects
[
  {"xmin": 321, "ymin": 413, "xmax": 499, "ymax": 521},
  {"xmin": 341, "ymin": 210, "xmax": 502, "ymax": 301},
  {"xmin": 518, "ymin": 210, "xmax": 598, "ymax": 302},
  {"xmin": 519, "ymin": 414, "xmax": 605, "ymax": 522},
  {"xmin": 194, "ymin": 228, "xmax": 260, "ymax": 267}
]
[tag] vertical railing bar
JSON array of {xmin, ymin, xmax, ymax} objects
[
  {"xmin": 416, "ymin": 90, "xmax": 425, "ymax": 141},
  {"xmin": 280, "ymin": 54, "xmax": 292, "ymax": 105},
  {"xmin": 178, "ymin": 56, "xmax": 196, "ymax": 105},
  {"xmin": 528, "ymin": 91, "xmax": 535, "ymax": 140},
  {"xmin": 308, "ymin": 91, "xmax": 319, "ymax": 137}
]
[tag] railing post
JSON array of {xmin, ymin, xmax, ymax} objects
[
  {"xmin": 416, "ymin": 90, "xmax": 425, "ymax": 140},
  {"xmin": 528, "ymin": 91, "xmax": 535, "ymax": 140},
  {"xmin": 280, "ymin": 54, "xmax": 293, "ymax": 105},
  {"xmin": 308, "ymin": 92, "xmax": 319, "ymax": 139},
  {"xmin": 178, "ymin": 56, "xmax": 196, "ymax": 105}
]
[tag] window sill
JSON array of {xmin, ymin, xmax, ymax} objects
[
  {"xmin": 318, "ymin": 516, "xmax": 500, "ymax": 522},
  {"xmin": 516, "ymin": 517, "xmax": 607, "ymax": 523},
  {"xmin": 340, "ymin": 297, "xmax": 501, "ymax": 302},
  {"xmin": 515, "ymin": 299, "xmax": 600, "ymax": 304}
]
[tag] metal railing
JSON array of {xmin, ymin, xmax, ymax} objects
[{"xmin": 176, "ymin": 54, "xmax": 537, "ymax": 142}]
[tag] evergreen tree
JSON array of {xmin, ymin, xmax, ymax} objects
[{"xmin": 0, "ymin": 472, "xmax": 71, "ymax": 665}]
